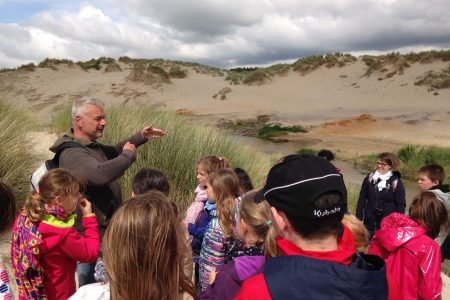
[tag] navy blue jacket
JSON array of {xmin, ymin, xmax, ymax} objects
[
  {"xmin": 188, "ymin": 203, "xmax": 215, "ymax": 254},
  {"xmin": 356, "ymin": 171, "xmax": 406, "ymax": 234},
  {"xmin": 264, "ymin": 253, "xmax": 388, "ymax": 300}
]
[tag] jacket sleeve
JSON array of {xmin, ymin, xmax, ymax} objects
[
  {"xmin": 113, "ymin": 132, "xmax": 148, "ymax": 153},
  {"xmin": 418, "ymin": 243, "xmax": 442, "ymax": 300},
  {"xmin": 184, "ymin": 201, "xmax": 204, "ymax": 224},
  {"xmin": 199, "ymin": 263, "xmax": 241, "ymax": 300},
  {"xmin": 393, "ymin": 179, "xmax": 406, "ymax": 214},
  {"xmin": 60, "ymin": 215, "xmax": 100, "ymax": 263},
  {"xmin": 60, "ymin": 147, "xmax": 136, "ymax": 186},
  {"xmin": 356, "ymin": 176, "xmax": 369, "ymax": 220}
]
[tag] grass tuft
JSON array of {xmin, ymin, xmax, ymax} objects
[{"xmin": 0, "ymin": 99, "xmax": 40, "ymax": 205}]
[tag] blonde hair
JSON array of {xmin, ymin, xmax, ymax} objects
[
  {"xmin": 342, "ymin": 214, "xmax": 368, "ymax": 253},
  {"xmin": 23, "ymin": 169, "xmax": 82, "ymax": 222},
  {"xmin": 239, "ymin": 190, "xmax": 278, "ymax": 258},
  {"xmin": 197, "ymin": 156, "xmax": 230, "ymax": 174},
  {"xmin": 208, "ymin": 168, "xmax": 242, "ymax": 238},
  {"xmin": 103, "ymin": 191, "xmax": 196, "ymax": 300}
]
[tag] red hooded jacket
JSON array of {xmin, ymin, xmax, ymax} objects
[
  {"xmin": 39, "ymin": 214, "xmax": 100, "ymax": 300},
  {"xmin": 368, "ymin": 213, "xmax": 442, "ymax": 300},
  {"xmin": 235, "ymin": 226, "xmax": 398, "ymax": 300}
]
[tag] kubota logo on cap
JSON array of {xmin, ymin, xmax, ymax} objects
[{"xmin": 313, "ymin": 207, "xmax": 341, "ymax": 217}]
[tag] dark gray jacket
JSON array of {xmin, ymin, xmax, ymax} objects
[{"xmin": 50, "ymin": 129, "xmax": 147, "ymax": 235}]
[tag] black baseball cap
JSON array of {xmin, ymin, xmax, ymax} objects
[{"xmin": 254, "ymin": 154, "xmax": 347, "ymax": 218}]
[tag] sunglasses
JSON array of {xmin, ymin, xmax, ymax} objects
[{"xmin": 376, "ymin": 161, "xmax": 388, "ymax": 166}]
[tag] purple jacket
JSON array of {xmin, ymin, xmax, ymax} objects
[{"xmin": 200, "ymin": 256, "xmax": 265, "ymax": 300}]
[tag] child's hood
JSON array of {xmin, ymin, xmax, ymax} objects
[
  {"xmin": 372, "ymin": 213, "xmax": 427, "ymax": 252},
  {"xmin": 38, "ymin": 214, "xmax": 76, "ymax": 250},
  {"xmin": 429, "ymin": 188, "xmax": 450, "ymax": 213}
]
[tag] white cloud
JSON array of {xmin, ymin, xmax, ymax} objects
[{"xmin": 1, "ymin": 0, "xmax": 450, "ymax": 68}]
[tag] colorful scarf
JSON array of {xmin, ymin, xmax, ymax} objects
[{"xmin": 11, "ymin": 204, "xmax": 71, "ymax": 300}]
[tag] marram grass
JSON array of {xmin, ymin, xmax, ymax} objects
[
  {"xmin": 0, "ymin": 99, "xmax": 39, "ymax": 204},
  {"xmin": 50, "ymin": 105, "xmax": 272, "ymax": 212}
]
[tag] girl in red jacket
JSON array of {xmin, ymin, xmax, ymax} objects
[
  {"xmin": 369, "ymin": 191, "xmax": 448, "ymax": 300},
  {"xmin": 11, "ymin": 169, "xmax": 100, "ymax": 300}
]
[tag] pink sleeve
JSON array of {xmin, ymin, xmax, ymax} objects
[
  {"xmin": 418, "ymin": 243, "xmax": 442, "ymax": 300},
  {"xmin": 60, "ymin": 215, "xmax": 100, "ymax": 263},
  {"xmin": 184, "ymin": 201, "xmax": 204, "ymax": 224}
]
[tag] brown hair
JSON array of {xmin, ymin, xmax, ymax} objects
[
  {"xmin": 103, "ymin": 191, "xmax": 196, "ymax": 300},
  {"xmin": 378, "ymin": 152, "xmax": 401, "ymax": 171},
  {"xmin": 239, "ymin": 191, "xmax": 278, "ymax": 258},
  {"xmin": 409, "ymin": 191, "xmax": 448, "ymax": 239},
  {"xmin": 342, "ymin": 214, "xmax": 368, "ymax": 253},
  {"xmin": 0, "ymin": 182, "xmax": 16, "ymax": 234},
  {"xmin": 197, "ymin": 156, "xmax": 230, "ymax": 174},
  {"xmin": 23, "ymin": 169, "xmax": 82, "ymax": 222},
  {"xmin": 418, "ymin": 164, "xmax": 446, "ymax": 186},
  {"xmin": 208, "ymin": 168, "xmax": 242, "ymax": 238}
]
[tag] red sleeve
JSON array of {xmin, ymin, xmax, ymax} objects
[
  {"xmin": 418, "ymin": 243, "xmax": 442, "ymax": 300},
  {"xmin": 60, "ymin": 215, "xmax": 100, "ymax": 263},
  {"xmin": 234, "ymin": 274, "xmax": 271, "ymax": 300}
]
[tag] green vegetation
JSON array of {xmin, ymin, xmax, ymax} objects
[
  {"xmin": 292, "ymin": 53, "xmax": 356, "ymax": 74},
  {"xmin": 354, "ymin": 145, "xmax": 450, "ymax": 184},
  {"xmin": 415, "ymin": 65, "xmax": 450, "ymax": 89},
  {"xmin": 77, "ymin": 58, "xmax": 102, "ymax": 71},
  {"xmin": 362, "ymin": 52, "xmax": 410, "ymax": 78},
  {"xmin": 169, "ymin": 66, "xmax": 187, "ymax": 78},
  {"xmin": 257, "ymin": 123, "xmax": 303, "ymax": 140},
  {"xmin": 147, "ymin": 65, "xmax": 170, "ymax": 81},
  {"xmin": 38, "ymin": 58, "xmax": 75, "ymax": 70},
  {"xmin": 347, "ymin": 183, "xmax": 360, "ymax": 214},
  {"xmin": 404, "ymin": 50, "xmax": 450, "ymax": 63},
  {"xmin": 225, "ymin": 64, "xmax": 291, "ymax": 85},
  {"xmin": 0, "ymin": 99, "xmax": 39, "ymax": 205},
  {"xmin": 49, "ymin": 105, "xmax": 271, "ymax": 211},
  {"xmin": 296, "ymin": 148, "xmax": 316, "ymax": 155}
]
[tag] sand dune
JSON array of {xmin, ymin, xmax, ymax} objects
[{"xmin": 1, "ymin": 57, "xmax": 449, "ymax": 158}]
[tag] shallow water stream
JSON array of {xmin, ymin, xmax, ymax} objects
[{"xmin": 234, "ymin": 135, "xmax": 419, "ymax": 206}]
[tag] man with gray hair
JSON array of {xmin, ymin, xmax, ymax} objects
[{"xmin": 49, "ymin": 96, "xmax": 165, "ymax": 286}]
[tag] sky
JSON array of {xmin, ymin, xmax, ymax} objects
[{"xmin": 0, "ymin": 0, "xmax": 449, "ymax": 68}]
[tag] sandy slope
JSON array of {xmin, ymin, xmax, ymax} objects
[{"xmin": 1, "ymin": 59, "xmax": 449, "ymax": 159}]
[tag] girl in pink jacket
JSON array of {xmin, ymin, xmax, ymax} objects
[
  {"xmin": 369, "ymin": 191, "xmax": 447, "ymax": 300},
  {"xmin": 184, "ymin": 156, "xmax": 230, "ymax": 224},
  {"xmin": 11, "ymin": 169, "xmax": 100, "ymax": 300}
]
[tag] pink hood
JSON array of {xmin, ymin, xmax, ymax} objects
[{"xmin": 372, "ymin": 213, "xmax": 427, "ymax": 252}]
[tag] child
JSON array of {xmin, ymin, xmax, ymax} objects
[
  {"xmin": 342, "ymin": 214, "xmax": 369, "ymax": 253},
  {"xmin": 131, "ymin": 167, "xmax": 193, "ymax": 279},
  {"xmin": 234, "ymin": 168, "xmax": 254, "ymax": 193},
  {"xmin": 11, "ymin": 169, "xmax": 100, "ymax": 300},
  {"xmin": 199, "ymin": 168, "xmax": 242, "ymax": 291},
  {"xmin": 0, "ymin": 182, "xmax": 16, "ymax": 300},
  {"xmin": 132, "ymin": 167, "xmax": 170, "ymax": 197},
  {"xmin": 417, "ymin": 164, "xmax": 450, "ymax": 258},
  {"xmin": 70, "ymin": 191, "xmax": 196, "ymax": 299},
  {"xmin": 317, "ymin": 149, "xmax": 341, "ymax": 172},
  {"xmin": 200, "ymin": 190, "xmax": 277, "ymax": 300},
  {"xmin": 368, "ymin": 191, "xmax": 447, "ymax": 300},
  {"xmin": 186, "ymin": 156, "xmax": 229, "ymax": 254},
  {"xmin": 356, "ymin": 152, "xmax": 406, "ymax": 238}
]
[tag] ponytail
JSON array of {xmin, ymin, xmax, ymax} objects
[
  {"xmin": 239, "ymin": 190, "xmax": 278, "ymax": 259},
  {"xmin": 263, "ymin": 221, "xmax": 279, "ymax": 258},
  {"xmin": 23, "ymin": 191, "xmax": 45, "ymax": 222}
]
